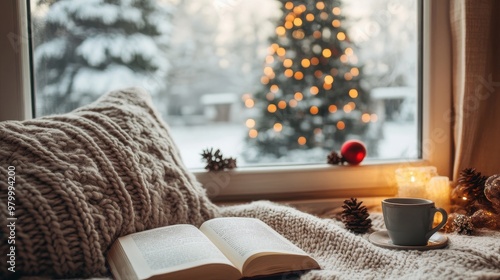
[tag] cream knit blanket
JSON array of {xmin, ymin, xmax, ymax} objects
[{"xmin": 221, "ymin": 201, "xmax": 500, "ymax": 280}]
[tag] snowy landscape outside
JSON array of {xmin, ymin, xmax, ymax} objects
[{"xmin": 31, "ymin": 0, "xmax": 419, "ymax": 169}]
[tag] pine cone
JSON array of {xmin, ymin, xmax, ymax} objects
[
  {"xmin": 224, "ymin": 157, "xmax": 237, "ymax": 169},
  {"xmin": 458, "ymin": 168, "xmax": 488, "ymax": 188},
  {"xmin": 341, "ymin": 197, "xmax": 372, "ymax": 234},
  {"xmin": 455, "ymin": 168, "xmax": 490, "ymax": 214},
  {"xmin": 452, "ymin": 214, "xmax": 474, "ymax": 235},
  {"xmin": 327, "ymin": 151, "xmax": 344, "ymax": 165}
]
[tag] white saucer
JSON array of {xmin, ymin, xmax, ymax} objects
[{"xmin": 368, "ymin": 230, "xmax": 448, "ymax": 250}]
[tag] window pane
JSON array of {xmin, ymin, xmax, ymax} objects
[{"xmin": 31, "ymin": 0, "xmax": 419, "ymax": 169}]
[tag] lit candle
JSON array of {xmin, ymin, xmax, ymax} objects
[
  {"xmin": 395, "ymin": 166, "xmax": 437, "ymax": 198},
  {"xmin": 426, "ymin": 176, "xmax": 451, "ymax": 213}
]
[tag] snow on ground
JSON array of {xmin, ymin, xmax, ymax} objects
[{"xmin": 169, "ymin": 120, "xmax": 418, "ymax": 169}]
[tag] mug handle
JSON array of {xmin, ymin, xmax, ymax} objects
[{"xmin": 426, "ymin": 207, "xmax": 448, "ymax": 240}]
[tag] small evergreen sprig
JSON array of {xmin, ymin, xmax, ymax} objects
[{"xmin": 201, "ymin": 148, "xmax": 237, "ymax": 171}]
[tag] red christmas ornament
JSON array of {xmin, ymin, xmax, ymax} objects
[{"xmin": 340, "ymin": 140, "xmax": 367, "ymax": 165}]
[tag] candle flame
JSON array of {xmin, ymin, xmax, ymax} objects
[{"xmin": 462, "ymin": 197, "xmax": 467, "ymax": 201}]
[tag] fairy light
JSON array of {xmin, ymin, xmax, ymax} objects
[
  {"xmin": 270, "ymin": 85, "xmax": 279, "ymax": 93},
  {"xmin": 340, "ymin": 54, "xmax": 348, "ymax": 63},
  {"xmin": 332, "ymin": 19, "xmax": 341, "ymax": 27},
  {"xmin": 285, "ymin": 2, "xmax": 294, "ymax": 10},
  {"xmin": 294, "ymin": 71, "xmax": 304, "ymax": 80},
  {"xmin": 322, "ymin": 49, "xmax": 332, "ymax": 58},
  {"xmin": 298, "ymin": 136, "xmax": 307, "ymax": 145},
  {"xmin": 284, "ymin": 69, "xmax": 294, "ymax": 77},
  {"xmin": 276, "ymin": 26, "xmax": 286, "ymax": 36},
  {"xmin": 329, "ymin": 105, "xmax": 338, "ymax": 113},
  {"xmin": 283, "ymin": 59, "xmax": 293, "ymax": 68},
  {"xmin": 293, "ymin": 6, "xmax": 302, "ymax": 15},
  {"xmin": 337, "ymin": 32, "xmax": 346, "ymax": 40},
  {"xmin": 349, "ymin": 89, "xmax": 358, "ymax": 98},
  {"xmin": 310, "ymin": 86, "xmax": 319, "ymax": 95},
  {"xmin": 285, "ymin": 21, "xmax": 294, "ymax": 29},
  {"xmin": 266, "ymin": 92, "xmax": 275, "ymax": 101},
  {"xmin": 337, "ymin": 121, "xmax": 345, "ymax": 130},
  {"xmin": 246, "ymin": 119, "xmax": 255, "ymax": 128},
  {"xmin": 293, "ymin": 18, "xmax": 303, "ymax": 27},
  {"xmin": 350, "ymin": 67, "xmax": 359, "ymax": 76},
  {"xmin": 361, "ymin": 113, "xmax": 371, "ymax": 123},
  {"xmin": 289, "ymin": 99, "xmax": 298, "ymax": 107},
  {"xmin": 310, "ymin": 106, "xmax": 319, "ymax": 115},
  {"xmin": 249, "ymin": 129, "xmax": 258, "ymax": 138},
  {"xmin": 345, "ymin": 47, "xmax": 353, "ymax": 55},
  {"xmin": 244, "ymin": 99, "xmax": 254, "ymax": 108},
  {"xmin": 265, "ymin": 55, "xmax": 274, "ymax": 64},
  {"xmin": 264, "ymin": 66, "xmax": 274, "ymax": 76},
  {"xmin": 278, "ymin": 100, "xmax": 287, "ymax": 109},
  {"xmin": 293, "ymin": 30, "xmax": 305, "ymax": 39},
  {"xmin": 306, "ymin": 13, "xmax": 314, "ymax": 21},
  {"xmin": 273, "ymin": 123, "xmax": 283, "ymax": 132},
  {"xmin": 316, "ymin": 2, "xmax": 325, "ymax": 10},
  {"xmin": 276, "ymin": 47, "xmax": 286, "ymax": 56},
  {"xmin": 268, "ymin": 104, "xmax": 277, "ymax": 113},
  {"xmin": 294, "ymin": 92, "xmax": 303, "ymax": 101},
  {"xmin": 332, "ymin": 7, "xmax": 341, "ymax": 15},
  {"xmin": 301, "ymin": 58, "xmax": 311, "ymax": 68},
  {"xmin": 324, "ymin": 75, "xmax": 334, "ymax": 84},
  {"xmin": 311, "ymin": 57, "xmax": 319, "ymax": 65}
]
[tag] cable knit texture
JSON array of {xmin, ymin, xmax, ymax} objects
[
  {"xmin": 221, "ymin": 201, "xmax": 500, "ymax": 280},
  {"xmin": 0, "ymin": 88, "xmax": 219, "ymax": 278}
]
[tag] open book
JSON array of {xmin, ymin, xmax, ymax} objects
[{"xmin": 107, "ymin": 217, "xmax": 320, "ymax": 280}]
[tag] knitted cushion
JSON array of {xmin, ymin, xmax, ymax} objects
[{"xmin": 0, "ymin": 88, "xmax": 219, "ymax": 278}]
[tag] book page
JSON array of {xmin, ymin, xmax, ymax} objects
[
  {"xmin": 199, "ymin": 217, "xmax": 308, "ymax": 271},
  {"xmin": 118, "ymin": 224, "xmax": 236, "ymax": 279}
]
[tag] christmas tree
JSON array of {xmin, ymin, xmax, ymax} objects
[
  {"xmin": 246, "ymin": 0, "xmax": 370, "ymax": 158},
  {"xmin": 33, "ymin": 0, "xmax": 173, "ymax": 116}
]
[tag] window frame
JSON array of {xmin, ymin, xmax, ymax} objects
[{"xmin": 0, "ymin": 0, "xmax": 452, "ymax": 203}]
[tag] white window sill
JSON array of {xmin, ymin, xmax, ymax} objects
[{"xmin": 195, "ymin": 160, "xmax": 428, "ymax": 202}]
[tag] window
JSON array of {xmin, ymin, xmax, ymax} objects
[
  {"xmin": 0, "ymin": 0, "xmax": 452, "ymax": 201},
  {"xmin": 30, "ymin": 0, "xmax": 420, "ymax": 168}
]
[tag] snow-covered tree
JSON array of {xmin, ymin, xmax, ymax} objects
[
  {"xmin": 33, "ymin": 0, "xmax": 173, "ymax": 116},
  {"xmin": 165, "ymin": 0, "xmax": 277, "ymax": 120},
  {"xmin": 344, "ymin": 0, "xmax": 418, "ymax": 89}
]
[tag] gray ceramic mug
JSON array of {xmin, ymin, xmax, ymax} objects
[{"xmin": 382, "ymin": 198, "xmax": 448, "ymax": 246}]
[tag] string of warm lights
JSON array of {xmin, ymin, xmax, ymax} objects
[{"xmin": 245, "ymin": 1, "xmax": 377, "ymax": 152}]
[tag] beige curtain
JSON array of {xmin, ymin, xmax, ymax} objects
[{"xmin": 450, "ymin": 0, "xmax": 500, "ymax": 179}]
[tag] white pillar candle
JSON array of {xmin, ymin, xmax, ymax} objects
[
  {"xmin": 395, "ymin": 166, "xmax": 437, "ymax": 198},
  {"xmin": 426, "ymin": 176, "xmax": 451, "ymax": 213}
]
